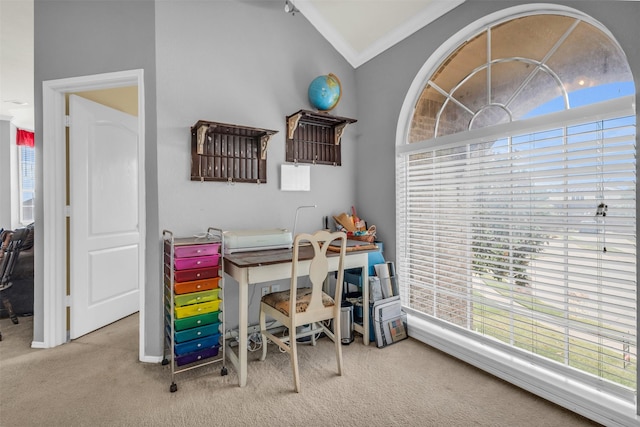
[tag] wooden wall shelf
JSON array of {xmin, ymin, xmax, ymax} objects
[
  {"xmin": 191, "ymin": 120, "xmax": 278, "ymax": 184},
  {"xmin": 286, "ymin": 110, "xmax": 356, "ymax": 166}
]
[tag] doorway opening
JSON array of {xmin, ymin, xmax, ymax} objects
[{"xmin": 41, "ymin": 69, "xmax": 147, "ymax": 361}]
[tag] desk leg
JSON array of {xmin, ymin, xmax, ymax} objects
[
  {"xmin": 362, "ymin": 265, "xmax": 369, "ymax": 346},
  {"xmin": 237, "ymin": 277, "xmax": 248, "ymax": 387}
]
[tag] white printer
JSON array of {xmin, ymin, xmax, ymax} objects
[{"xmin": 223, "ymin": 228, "xmax": 293, "ymax": 254}]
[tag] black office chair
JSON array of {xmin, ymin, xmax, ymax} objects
[{"xmin": 0, "ymin": 225, "xmax": 34, "ymax": 341}]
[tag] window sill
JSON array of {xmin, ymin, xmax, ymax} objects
[{"xmin": 407, "ymin": 312, "xmax": 638, "ymax": 427}]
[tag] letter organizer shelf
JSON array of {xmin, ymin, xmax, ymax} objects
[
  {"xmin": 162, "ymin": 228, "xmax": 228, "ymax": 392},
  {"xmin": 190, "ymin": 120, "xmax": 278, "ymax": 184}
]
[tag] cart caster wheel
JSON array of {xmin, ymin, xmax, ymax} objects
[
  {"xmin": 161, "ymin": 358, "xmax": 169, "ymax": 365},
  {"xmin": 221, "ymin": 366, "xmax": 228, "ymax": 376},
  {"xmin": 170, "ymin": 383, "xmax": 177, "ymax": 393}
]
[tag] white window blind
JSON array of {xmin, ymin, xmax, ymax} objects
[
  {"xmin": 397, "ymin": 102, "xmax": 636, "ymax": 397},
  {"xmin": 18, "ymin": 145, "xmax": 35, "ymax": 224}
]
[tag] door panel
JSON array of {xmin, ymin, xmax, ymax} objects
[
  {"xmin": 88, "ymin": 123, "xmax": 139, "ymax": 234},
  {"xmin": 89, "ymin": 245, "xmax": 138, "ymax": 305},
  {"xmin": 69, "ymin": 95, "xmax": 140, "ymax": 339}
]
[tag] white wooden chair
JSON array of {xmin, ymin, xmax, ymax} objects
[{"xmin": 259, "ymin": 230, "xmax": 347, "ymax": 392}]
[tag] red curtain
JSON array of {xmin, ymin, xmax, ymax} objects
[{"xmin": 17, "ymin": 129, "xmax": 34, "ymax": 147}]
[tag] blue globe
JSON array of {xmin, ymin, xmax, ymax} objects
[{"xmin": 308, "ymin": 73, "xmax": 342, "ymax": 111}]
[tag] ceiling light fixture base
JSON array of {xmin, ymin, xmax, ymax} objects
[{"xmin": 284, "ymin": 0, "xmax": 297, "ymax": 15}]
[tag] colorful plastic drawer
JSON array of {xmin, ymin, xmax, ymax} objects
[
  {"xmin": 174, "ymin": 289, "xmax": 220, "ymax": 307},
  {"xmin": 174, "ymin": 300, "xmax": 221, "ymax": 319},
  {"xmin": 175, "ymin": 345, "xmax": 220, "ymax": 366},
  {"xmin": 166, "ymin": 266, "xmax": 219, "ymax": 283},
  {"xmin": 174, "ymin": 333, "xmax": 221, "ymax": 356},
  {"xmin": 171, "ymin": 311, "xmax": 220, "ymax": 331},
  {"xmin": 173, "ymin": 254, "xmax": 220, "ymax": 271},
  {"xmin": 174, "ymin": 277, "xmax": 219, "ymax": 295},
  {"xmin": 164, "ymin": 253, "xmax": 220, "ymax": 270},
  {"xmin": 167, "ymin": 322, "xmax": 221, "ymax": 344},
  {"xmin": 165, "ymin": 242, "xmax": 221, "ymax": 258}
]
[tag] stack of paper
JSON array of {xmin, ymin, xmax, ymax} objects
[
  {"xmin": 372, "ymin": 295, "xmax": 406, "ymax": 347},
  {"xmin": 374, "ymin": 262, "xmax": 398, "ymax": 298}
]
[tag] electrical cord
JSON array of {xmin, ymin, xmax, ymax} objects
[
  {"xmin": 248, "ymin": 332, "xmax": 262, "ymax": 352},
  {"xmin": 278, "ymin": 324, "xmax": 325, "ymax": 353},
  {"xmin": 224, "ymin": 319, "xmax": 278, "ymax": 352}
]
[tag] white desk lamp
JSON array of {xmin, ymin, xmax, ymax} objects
[{"xmin": 292, "ymin": 205, "xmax": 317, "ymax": 237}]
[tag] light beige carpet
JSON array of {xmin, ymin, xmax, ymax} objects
[{"xmin": 0, "ymin": 314, "xmax": 600, "ymax": 427}]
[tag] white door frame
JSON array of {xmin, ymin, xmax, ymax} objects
[{"xmin": 42, "ymin": 69, "xmax": 147, "ymax": 361}]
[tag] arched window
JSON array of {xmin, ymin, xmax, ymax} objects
[
  {"xmin": 408, "ymin": 14, "xmax": 633, "ymax": 140},
  {"xmin": 396, "ymin": 9, "xmax": 636, "ymax": 416}
]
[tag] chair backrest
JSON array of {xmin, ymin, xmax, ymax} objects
[
  {"xmin": 0, "ymin": 226, "xmax": 33, "ymax": 286},
  {"xmin": 289, "ymin": 230, "xmax": 347, "ymax": 319}
]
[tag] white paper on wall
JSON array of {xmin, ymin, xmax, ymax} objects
[{"xmin": 281, "ymin": 164, "xmax": 310, "ymax": 191}]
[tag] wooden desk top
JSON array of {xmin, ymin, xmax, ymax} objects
[
  {"xmin": 224, "ymin": 247, "xmax": 306, "ymax": 268},
  {"xmin": 224, "ymin": 243, "xmax": 377, "ymax": 269}
]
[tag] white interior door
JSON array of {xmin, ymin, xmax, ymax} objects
[{"xmin": 69, "ymin": 95, "xmax": 140, "ymax": 339}]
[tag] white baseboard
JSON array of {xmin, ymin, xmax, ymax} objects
[
  {"xmin": 31, "ymin": 341, "xmax": 46, "ymax": 349},
  {"xmin": 140, "ymin": 355, "xmax": 163, "ymax": 364}
]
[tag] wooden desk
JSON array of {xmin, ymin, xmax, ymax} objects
[{"xmin": 224, "ymin": 245, "xmax": 372, "ymax": 387}]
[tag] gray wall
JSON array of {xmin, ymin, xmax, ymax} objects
[
  {"xmin": 354, "ymin": 0, "xmax": 640, "ymax": 265},
  {"xmin": 33, "ymin": 0, "xmax": 159, "ymax": 355},
  {"xmin": 155, "ymin": 1, "xmax": 358, "ymax": 338},
  {"xmin": 353, "ymin": 0, "xmax": 640, "ymax": 416},
  {"xmin": 353, "ymin": 2, "xmax": 640, "ymax": 404},
  {"xmin": 34, "ymin": 0, "xmax": 357, "ymax": 357},
  {"xmin": 32, "ymin": 0, "xmax": 640, "ymax": 359},
  {"xmin": 0, "ymin": 120, "xmax": 15, "ymax": 229}
]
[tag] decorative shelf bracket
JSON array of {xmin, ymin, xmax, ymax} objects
[
  {"xmin": 287, "ymin": 112, "xmax": 303, "ymax": 140},
  {"xmin": 334, "ymin": 122, "xmax": 349, "ymax": 145},
  {"xmin": 196, "ymin": 123, "xmax": 209, "ymax": 155},
  {"xmin": 260, "ymin": 134, "xmax": 272, "ymax": 160}
]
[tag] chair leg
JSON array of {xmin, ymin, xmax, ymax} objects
[
  {"xmin": 259, "ymin": 306, "xmax": 268, "ymax": 362},
  {"xmin": 335, "ymin": 334, "xmax": 343, "ymax": 376},
  {"xmin": 290, "ymin": 335, "xmax": 300, "ymax": 392},
  {"xmin": 1, "ymin": 296, "xmax": 18, "ymax": 325},
  {"xmin": 334, "ymin": 316, "xmax": 343, "ymax": 375},
  {"xmin": 310, "ymin": 322, "xmax": 317, "ymax": 346}
]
